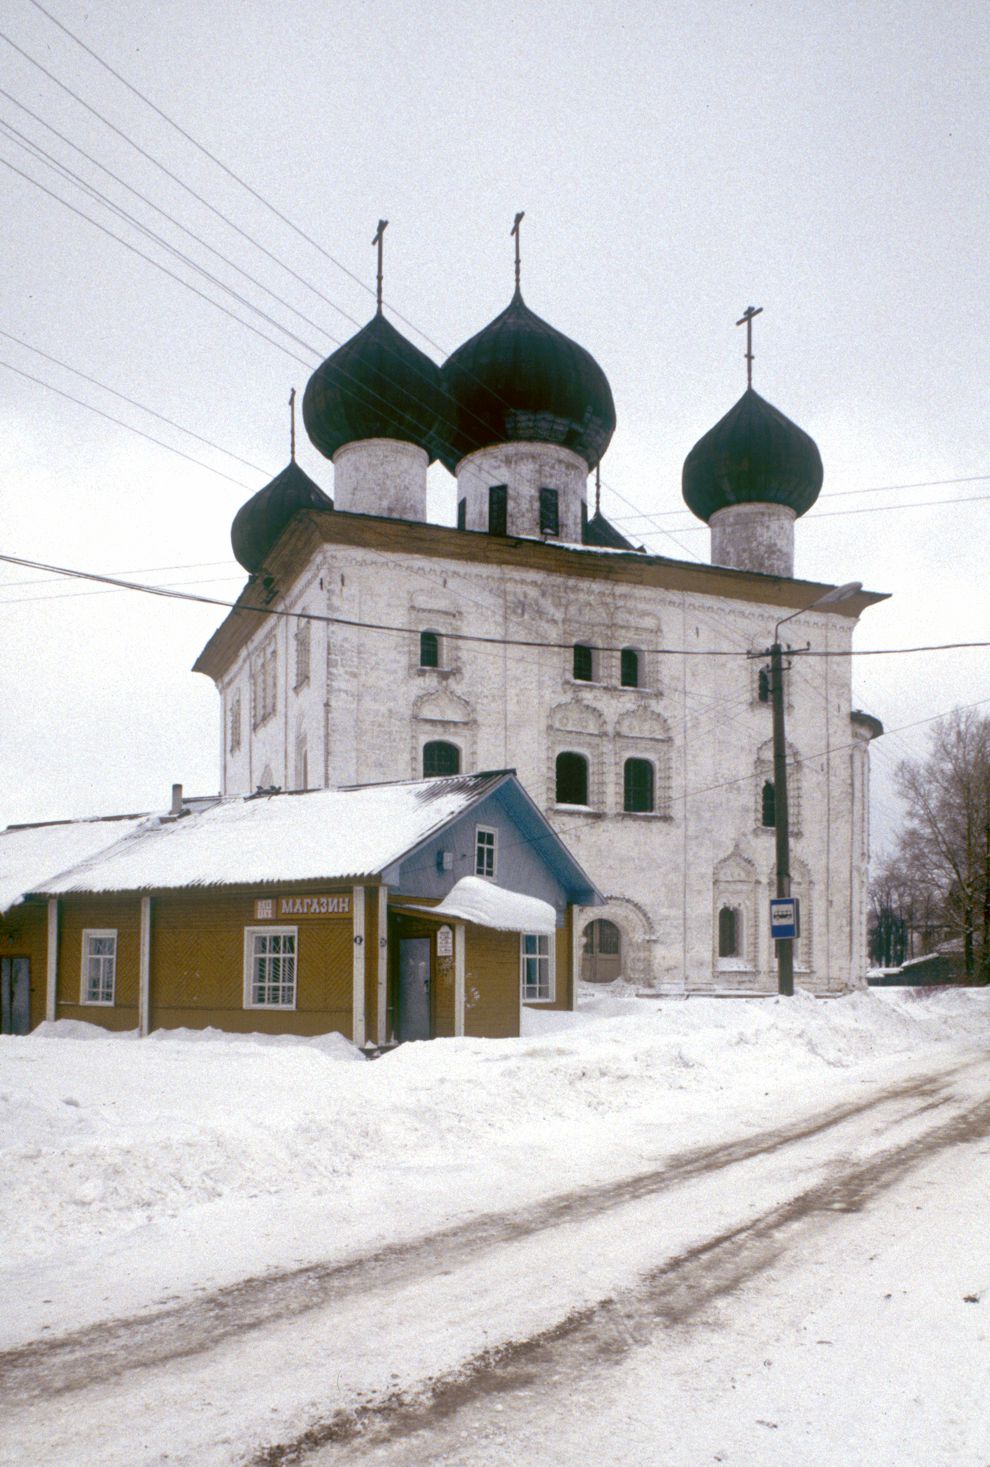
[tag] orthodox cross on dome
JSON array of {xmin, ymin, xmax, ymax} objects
[
  {"xmin": 289, "ymin": 387, "xmax": 296, "ymax": 461},
  {"xmin": 735, "ymin": 305, "xmax": 763, "ymax": 388},
  {"xmin": 511, "ymin": 211, "xmax": 525, "ymax": 293},
  {"xmin": 372, "ymin": 219, "xmax": 388, "ymax": 314}
]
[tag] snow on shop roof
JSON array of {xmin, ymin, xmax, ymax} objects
[
  {"xmin": 30, "ymin": 774, "xmax": 510, "ymax": 896},
  {"xmin": 402, "ymin": 875, "xmax": 557, "ymax": 934},
  {"xmin": 0, "ymin": 816, "xmax": 148, "ymax": 914}
]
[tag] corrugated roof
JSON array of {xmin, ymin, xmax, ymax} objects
[
  {"xmin": 30, "ymin": 774, "xmax": 510, "ymax": 896},
  {"xmin": 0, "ymin": 816, "xmax": 149, "ymax": 914}
]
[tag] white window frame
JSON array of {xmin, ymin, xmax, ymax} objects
[
  {"xmin": 475, "ymin": 825, "xmax": 497, "ymax": 879},
  {"xmin": 81, "ymin": 929, "xmax": 117, "ymax": 1005},
  {"xmin": 243, "ymin": 926, "xmax": 298, "ymax": 1010},
  {"xmin": 520, "ymin": 932, "xmax": 555, "ymax": 1003}
]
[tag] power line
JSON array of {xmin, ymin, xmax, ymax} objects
[
  {"xmin": 0, "ymin": 327, "xmax": 273, "ymax": 477},
  {"xmin": 0, "ymin": 359, "xmax": 256, "ymax": 489},
  {"xmin": 24, "ymin": 0, "xmax": 446, "ymax": 356},
  {"xmin": 2, "ymin": 550, "xmax": 988, "ymax": 662},
  {"xmin": 0, "ymin": 153, "xmax": 315, "ymax": 370}
]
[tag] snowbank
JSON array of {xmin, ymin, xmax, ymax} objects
[{"xmin": 1, "ymin": 987, "xmax": 987, "ymax": 1345}]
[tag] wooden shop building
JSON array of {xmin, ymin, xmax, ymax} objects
[{"xmin": 0, "ymin": 771, "xmax": 600, "ymax": 1045}]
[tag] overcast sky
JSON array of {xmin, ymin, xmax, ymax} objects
[{"xmin": 1, "ymin": 0, "xmax": 988, "ymax": 851}]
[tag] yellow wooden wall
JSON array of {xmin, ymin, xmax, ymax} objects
[
  {"xmin": 149, "ymin": 888, "xmax": 355, "ymax": 1036},
  {"xmin": 462, "ymin": 926, "xmax": 521, "ymax": 1039},
  {"xmin": 57, "ymin": 896, "xmax": 141, "ymax": 1031}
]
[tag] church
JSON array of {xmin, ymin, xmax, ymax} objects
[{"xmin": 194, "ymin": 232, "xmax": 885, "ymax": 996}]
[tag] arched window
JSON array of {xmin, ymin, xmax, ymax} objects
[
  {"xmin": 761, "ymin": 780, "xmax": 776, "ymax": 828},
  {"xmin": 620, "ymin": 648, "xmax": 640, "ymax": 688},
  {"xmin": 757, "ymin": 667, "xmax": 771, "ymax": 703},
  {"xmin": 573, "ymin": 644, "xmax": 595, "ymax": 682},
  {"xmin": 623, "ymin": 758, "xmax": 655, "ymax": 813},
  {"xmin": 555, "ymin": 751, "xmax": 589, "ymax": 805},
  {"xmin": 419, "ymin": 630, "xmax": 440, "ymax": 668},
  {"xmin": 718, "ymin": 906, "xmax": 740, "ymax": 958},
  {"xmin": 423, "ymin": 740, "xmax": 460, "ymax": 777}
]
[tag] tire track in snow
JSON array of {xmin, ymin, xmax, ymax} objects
[
  {"xmin": 251, "ymin": 1091, "xmax": 990, "ymax": 1465},
  {"xmin": 0, "ymin": 1059, "xmax": 977, "ymax": 1404}
]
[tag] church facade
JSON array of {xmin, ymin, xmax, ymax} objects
[{"xmin": 195, "ymin": 261, "xmax": 884, "ymax": 995}]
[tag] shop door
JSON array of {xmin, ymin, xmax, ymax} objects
[
  {"xmin": 1, "ymin": 957, "xmax": 30, "ymax": 1035},
  {"xmin": 398, "ymin": 937, "xmax": 432, "ymax": 1041}
]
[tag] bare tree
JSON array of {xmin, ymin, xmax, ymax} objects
[{"xmin": 892, "ymin": 709, "xmax": 990, "ymax": 982}]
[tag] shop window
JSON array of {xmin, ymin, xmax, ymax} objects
[
  {"xmin": 244, "ymin": 928, "xmax": 297, "ymax": 1008},
  {"xmin": 521, "ymin": 932, "xmax": 554, "ymax": 1001},
  {"xmin": 81, "ymin": 930, "xmax": 116, "ymax": 1005}
]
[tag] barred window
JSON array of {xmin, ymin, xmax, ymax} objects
[
  {"xmin": 252, "ymin": 639, "xmax": 278, "ymax": 727},
  {"xmin": 295, "ymin": 617, "xmax": 311, "ymax": 688},
  {"xmin": 82, "ymin": 930, "xmax": 116, "ymax": 1005},
  {"xmin": 245, "ymin": 928, "xmax": 297, "ymax": 1008}
]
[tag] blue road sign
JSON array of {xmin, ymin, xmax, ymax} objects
[{"xmin": 770, "ymin": 897, "xmax": 800, "ymax": 940}]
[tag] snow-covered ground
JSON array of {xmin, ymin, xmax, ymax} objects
[{"xmin": 1, "ymin": 985, "xmax": 988, "ymax": 1466}]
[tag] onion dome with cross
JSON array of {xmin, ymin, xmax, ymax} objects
[
  {"xmin": 301, "ymin": 221, "xmax": 445, "ymax": 523},
  {"xmin": 438, "ymin": 214, "xmax": 616, "ymax": 545},
  {"xmin": 681, "ymin": 307, "xmax": 824, "ymax": 577}
]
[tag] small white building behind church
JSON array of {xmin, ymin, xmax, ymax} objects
[{"xmin": 195, "ymin": 252, "xmax": 885, "ymax": 995}]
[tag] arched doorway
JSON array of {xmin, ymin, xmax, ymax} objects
[{"xmin": 581, "ymin": 919, "xmax": 622, "ymax": 983}]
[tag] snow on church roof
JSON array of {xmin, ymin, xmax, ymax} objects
[
  {"xmin": 0, "ymin": 816, "xmax": 148, "ymax": 914},
  {"xmin": 30, "ymin": 774, "xmax": 511, "ymax": 896}
]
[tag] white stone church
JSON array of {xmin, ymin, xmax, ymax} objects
[{"xmin": 194, "ymin": 262, "xmax": 884, "ymax": 994}]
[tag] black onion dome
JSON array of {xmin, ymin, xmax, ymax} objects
[
  {"xmin": 682, "ymin": 387, "xmax": 823, "ymax": 523},
  {"xmin": 231, "ymin": 461, "xmax": 332, "ymax": 573},
  {"xmin": 303, "ymin": 312, "xmax": 443, "ymax": 462},
  {"xmin": 435, "ymin": 290, "xmax": 616, "ymax": 472}
]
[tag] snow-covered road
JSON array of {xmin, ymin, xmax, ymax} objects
[{"xmin": 2, "ymin": 996, "xmax": 988, "ymax": 1467}]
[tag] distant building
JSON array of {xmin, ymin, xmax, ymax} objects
[{"xmin": 196, "ymin": 257, "xmax": 885, "ymax": 995}]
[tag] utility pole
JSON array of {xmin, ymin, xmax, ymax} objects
[
  {"xmin": 760, "ymin": 582, "xmax": 863, "ymax": 996},
  {"xmin": 769, "ymin": 636, "xmax": 794, "ymax": 995}
]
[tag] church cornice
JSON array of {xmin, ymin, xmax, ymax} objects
[{"xmin": 193, "ymin": 508, "xmax": 886, "ymax": 682}]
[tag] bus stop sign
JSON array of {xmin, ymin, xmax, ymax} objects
[{"xmin": 770, "ymin": 897, "xmax": 800, "ymax": 940}]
